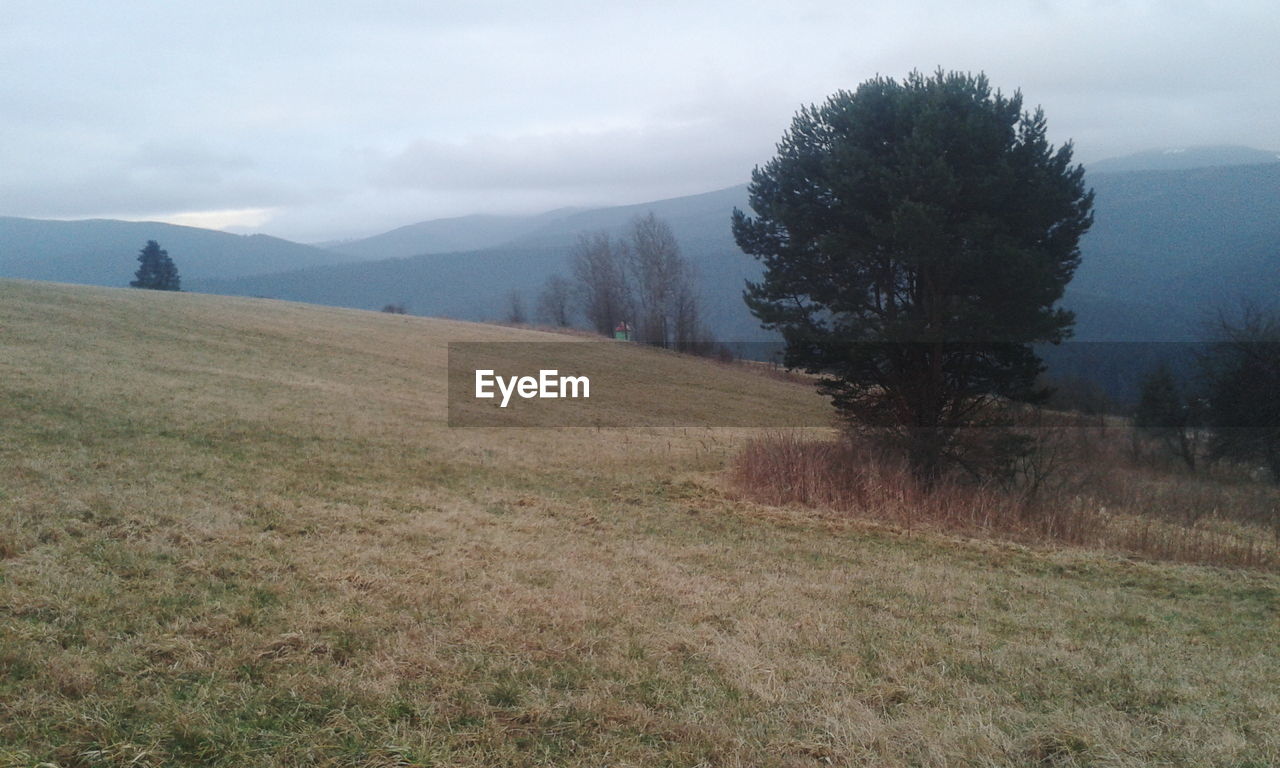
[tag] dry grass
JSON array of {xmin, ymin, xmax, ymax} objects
[
  {"xmin": 729, "ymin": 429, "xmax": 1280, "ymax": 571},
  {"xmin": 2, "ymin": 279, "xmax": 1279, "ymax": 767}
]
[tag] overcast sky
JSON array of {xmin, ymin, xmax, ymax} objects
[{"xmin": 2, "ymin": 1, "xmax": 1277, "ymax": 242}]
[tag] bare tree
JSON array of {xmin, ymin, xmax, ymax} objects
[
  {"xmin": 672, "ymin": 280, "xmax": 711, "ymax": 354},
  {"xmin": 1134, "ymin": 363, "xmax": 1201, "ymax": 471},
  {"xmin": 626, "ymin": 212, "xmax": 684, "ymax": 347},
  {"xmin": 505, "ymin": 289, "xmax": 527, "ymax": 324},
  {"xmin": 1201, "ymin": 305, "xmax": 1280, "ymax": 483},
  {"xmin": 536, "ymin": 274, "xmax": 574, "ymax": 327},
  {"xmin": 570, "ymin": 215, "xmax": 711, "ymax": 348},
  {"xmin": 571, "ymin": 232, "xmax": 631, "ymax": 336}
]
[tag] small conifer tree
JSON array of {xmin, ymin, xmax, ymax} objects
[{"xmin": 130, "ymin": 240, "xmax": 181, "ymax": 291}]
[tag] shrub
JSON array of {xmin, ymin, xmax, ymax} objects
[{"xmin": 729, "ymin": 426, "xmax": 1279, "ymax": 570}]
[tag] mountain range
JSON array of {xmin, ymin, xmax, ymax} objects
[
  {"xmin": 189, "ymin": 184, "xmax": 768, "ymax": 339},
  {"xmin": 191, "ymin": 161, "xmax": 1279, "ymax": 345},
  {"xmin": 315, "ymin": 208, "xmax": 585, "ymax": 260},
  {"xmin": 3, "ymin": 146, "xmax": 1278, "ymax": 354},
  {"xmin": 1086, "ymin": 145, "xmax": 1279, "ymax": 174}
]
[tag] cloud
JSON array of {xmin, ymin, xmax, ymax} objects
[
  {"xmin": 141, "ymin": 208, "xmax": 276, "ymax": 231},
  {"xmin": 131, "ymin": 141, "xmax": 255, "ymax": 174},
  {"xmin": 374, "ymin": 121, "xmax": 766, "ymax": 194},
  {"xmin": 1, "ymin": 1, "xmax": 1277, "ymax": 240},
  {"xmin": 0, "ymin": 131, "xmax": 311, "ymax": 220},
  {"xmin": 0, "ymin": 164, "xmax": 303, "ymax": 221}
]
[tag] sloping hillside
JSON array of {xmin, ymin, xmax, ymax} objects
[
  {"xmin": 1072, "ymin": 163, "xmax": 1280, "ymax": 313},
  {"xmin": 1087, "ymin": 145, "xmax": 1279, "ymax": 174},
  {"xmin": 0, "ymin": 217, "xmax": 354, "ymax": 285},
  {"xmin": 1, "ymin": 280, "xmax": 1277, "ymax": 766},
  {"xmin": 320, "ymin": 209, "xmax": 583, "ymax": 260}
]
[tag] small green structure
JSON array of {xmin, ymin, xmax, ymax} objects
[{"xmin": 613, "ymin": 321, "xmax": 632, "ymax": 341}]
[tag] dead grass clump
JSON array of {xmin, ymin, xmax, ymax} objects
[{"xmin": 730, "ymin": 431, "xmax": 1280, "ymax": 570}]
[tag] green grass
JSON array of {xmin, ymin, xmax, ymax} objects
[{"xmin": 1, "ymin": 279, "xmax": 1278, "ymax": 767}]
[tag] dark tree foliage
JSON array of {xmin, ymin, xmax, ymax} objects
[
  {"xmin": 733, "ymin": 70, "xmax": 1094, "ymax": 478},
  {"xmin": 130, "ymin": 240, "xmax": 181, "ymax": 291},
  {"xmin": 1134, "ymin": 363, "xmax": 1200, "ymax": 470},
  {"xmin": 1201, "ymin": 308, "xmax": 1280, "ymax": 483}
]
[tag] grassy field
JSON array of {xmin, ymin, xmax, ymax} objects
[{"xmin": 1, "ymin": 279, "xmax": 1278, "ymax": 767}]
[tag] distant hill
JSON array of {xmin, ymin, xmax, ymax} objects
[
  {"xmin": 1088, "ymin": 145, "xmax": 1279, "ymax": 174},
  {"xmin": 193, "ymin": 185, "xmax": 768, "ymax": 338},
  {"xmin": 314, "ymin": 144, "xmax": 1280, "ymax": 263},
  {"xmin": 200, "ymin": 163, "xmax": 1280, "ymax": 345},
  {"xmin": 320, "ymin": 208, "xmax": 584, "ymax": 260},
  {"xmin": 0, "ymin": 217, "xmax": 352, "ymax": 286},
  {"xmin": 1074, "ymin": 163, "xmax": 1280, "ymax": 318}
]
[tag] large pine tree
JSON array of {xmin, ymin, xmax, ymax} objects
[
  {"xmin": 130, "ymin": 240, "xmax": 181, "ymax": 291},
  {"xmin": 732, "ymin": 70, "xmax": 1094, "ymax": 478}
]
